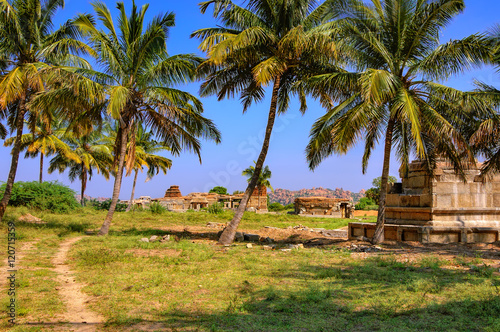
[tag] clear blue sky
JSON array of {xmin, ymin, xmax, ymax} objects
[{"xmin": 1, "ymin": 0, "xmax": 499, "ymax": 199}]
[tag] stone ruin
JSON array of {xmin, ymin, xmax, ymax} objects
[
  {"xmin": 349, "ymin": 159, "xmax": 500, "ymax": 243},
  {"xmin": 294, "ymin": 197, "xmax": 353, "ymax": 218},
  {"xmin": 152, "ymin": 185, "xmax": 268, "ymax": 212}
]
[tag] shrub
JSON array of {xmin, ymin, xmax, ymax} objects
[
  {"xmin": 268, "ymin": 202, "xmax": 284, "ymax": 212},
  {"xmin": 284, "ymin": 203, "xmax": 295, "ymax": 210},
  {"xmin": 92, "ymin": 199, "xmax": 127, "ymax": 212},
  {"xmin": 0, "ymin": 181, "xmax": 79, "ymax": 213},
  {"xmin": 355, "ymin": 197, "xmax": 378, "ymax": 210},
  {"xmin": 207, "ymin": 202, "xmax": 224, "ymax": 214},
  {"xmin": 149, "ymin": 202, "xmax": 166, "ymax": 214}
]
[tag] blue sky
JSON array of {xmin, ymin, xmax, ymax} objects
[{"xmin": 1, "ymin": 0, "xmax": 499, "ymax": 199}]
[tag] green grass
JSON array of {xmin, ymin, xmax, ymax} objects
[{"xmin": 1, "ymin": 207, "xmax": 499, "ymax": 331}]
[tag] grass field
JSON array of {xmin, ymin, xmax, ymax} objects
[{"xmin": 1, "ymin": 207, "xmax": 500, "ymax": 331}]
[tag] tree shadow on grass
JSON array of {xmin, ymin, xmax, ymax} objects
[{"xmin": 56, "ymin": 296, "xmax": 500, "ymax": 332}]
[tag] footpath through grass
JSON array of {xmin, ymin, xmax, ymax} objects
[{"xmin": 1, "ymin": 207, "xmax": 500, "ymax": 331}]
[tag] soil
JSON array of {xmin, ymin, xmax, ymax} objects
[
  {"xmin": 157, "ymin": 224, "xmax": 500, "ymax": 273},
  {"xmin": 51, "ymin": 237, "xmax": 104, "ymax": 332}
]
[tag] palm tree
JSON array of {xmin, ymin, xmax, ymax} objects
[
  {"xmin": 466, "ymin": 25, "xmax": 500, "ymax": 175},
  {"xmin": 71, "ymin": 1, "xmax": 221, "ymax": 234},
  {"xmin": 4, "ymin": 119, "xmax": 79, "ymax": 183},
  {"xmin": 304, "ymin": 0, "xmax": 490, "ymax": 244},
  {"xmin": 193, "ymin": 0, "xmax": 341, "ymax": 245},
  {"xmin": 242, "ymin": 163, "xmax": 273, "ymax": 192},
  {"xmin": 103, "ymin": 122, "xmax": 172, "ymax": 211},
  {"xmin": 0, "ymin": 0, "xmax": 91, "ymax": 220},
  {"xmin": 48, "ymin": 131, "xmax": 112, "ymax": 206}
]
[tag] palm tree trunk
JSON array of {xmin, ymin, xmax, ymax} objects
[
  {"xmin": 126, "ymin": 169, "xmax": 138, "ymax": 212},
  {"xmin": 81, "ymin": 165, "xmax": 87, "ymax": 207},
  {"xmin": 99, "ymin": 124, "xmax": 129, "ymax": 235},
  {"xmin": 219, "ymin": 76, "xmax": 281, "ymax": 245},
  {"xmin": 372, "ymin": 118, "xmax": 395, "ymax": 244},
  {"xmin": 39, "ymin": 153, "xmax": 43, "ymax": 183},
  {"xmin": 0, "ymin": 97, "xmax": 26, "ymax": 221}
]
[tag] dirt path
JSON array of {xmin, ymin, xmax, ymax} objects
[{"xmin": 52, "ymin": 237, "xmax": 104, "ymax": 331}]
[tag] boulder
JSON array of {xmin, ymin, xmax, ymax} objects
[
  {"xmin": 149, "ymin": 235, "xmax": 159, "ymax": 242},
  {"xmin": 246, "ymin": 243, "xmax": 253, "ymax": 249},
  {"xmin": 244, "ymin": 233, "xmax": 261, "ymax": 242},
  {"xmin": 140, "ymin": 238, "xmax": 149, "ymax": 242}
]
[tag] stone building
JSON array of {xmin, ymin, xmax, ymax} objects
[
  {"xmin": 349, "ymin": 159, "xmax": 500, "ymax": 243},
  {"xmin": 294, "ymin": 197, "xmax": 353, "ymax": 218},
  {"xmin": 153, "ymin": 185, "xmax": 268, "ymax": 212}
]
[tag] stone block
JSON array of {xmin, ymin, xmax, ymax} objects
[
  {"xmin": 386, "ymin": 194, "xmax": 400, "ymax": 207},
  {"xmin": 402, "ymin": 231, "xmax": 419, "ymax": 241},
  {"xmin": 493, "ymin": 182, "xmax": 500, "ymax": 194},
  {"xmin": 410, "ymin": 196, "xmax": 420, "ymax": 207},
  {"xmin": 458, "ymin": 195, "xmax": 472, "ymax": 208},
  {"xmin": 420, "ymin": 194, "xmax": 432, "ymax": 207},
  {"xmin": 428, "ymin": 232, "xmax": 460, "ymax": 243},
  {"xmin": 467, "ymin": 232, "xmax": 498, "ymax": 243},
  {"xmin": 434, "ymin": 183, "xmax": 457, "ymax": 195},
  {"xmin": 352, "ymin": 227, "xmax": 364, "ymax": 237},
  {"xmin": 366, "ymin": 228, "xmax": 375, "ymax": 238},
  {"xmin": 400, "ymin": 196, "xmax": 410, "ymax": 207},
  {"xmin": 384, "ymin": 229, "xmax": 398, "ymax": 240},
  {"xmin": 493, "ymin": 194, "xmax": 500, "ymax": 207}
]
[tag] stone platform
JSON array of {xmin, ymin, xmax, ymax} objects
[
  {"xmin": 348, "ymin": 222, "xmax": 500, "ymax": 243},
  {"xmin": 349, "ymin": 159, "xmax": 500, "ymax": 243}
]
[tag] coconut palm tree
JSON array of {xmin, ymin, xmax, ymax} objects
[
  {"xmin": 193, "ymin": 0, "xmax": 342, "ymax": 245},
  {"xmin": 466, "ymin": 25, "xmax": 500, "ymax": 175},
  {"xmin": 48, "ymin": 130, "xmax": 112, "ymax": 206},
  {"xmin": 103, "ymin": 122, "xmax": 172, "ymax": 211},
  {"xmin": 70, "ymin": 1, "xmax": 221, "ymax": 234},
  {"xmin": 4, "ymin": 119, "xmax": 79, "ymax": 183},
  {"xmin": 304, "ymin": 0, "xmax": 490, "ymax": 244},
  {"xmin": 242, "ymin": 163, "xmax": 273, "ymax": 192},
  {"xmin": 0, "ymin": 0, "xmax": 91, "ymax": 220}
]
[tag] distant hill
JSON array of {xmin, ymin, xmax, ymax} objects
[{"xmin": 268, "ymin": 187, "xmax": 365, "ymax": 205}]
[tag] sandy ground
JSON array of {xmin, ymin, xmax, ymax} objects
[{"xmin": 50, "ymin": 237, "xmax": 104, "ymax": 332}]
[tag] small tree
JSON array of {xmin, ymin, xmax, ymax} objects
[
  {"xmin": 366, "ymin": 176, "xmax": 397, "ymax": 202},
  {"xmin": 209, "ymin": 186, "xmax": 228, "ymax": 195}
]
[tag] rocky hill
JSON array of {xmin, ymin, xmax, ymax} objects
[{"xmin": 268, "ymin": 187, "xmax": 365, "ymax": 205}]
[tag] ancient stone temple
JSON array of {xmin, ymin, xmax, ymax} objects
[
  {"xmin": 294, "ymin": 197, "xmax": 353, "ymax": 218},
  {"xmin": 349, "ymin": 159, "xmax": 500, "ymax": 243},
  {"xmin": 153, "ymin": 185, "xmax": 267, "ymax": 212}
]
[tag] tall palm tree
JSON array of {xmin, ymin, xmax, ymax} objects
[
  {"xmin": 48, "ymin": 131, "xmax": 112, "ymax": 206},
  {"xmin": 304, "ymin": 0, "xmax": 490, "ymax": 243},
  {"xmin": 71, "ymin": 1, "xmax": 221, "ymax": 234},
  {"xmin": 0, "ymin": 0, "xmax": 91, "ymax": 220},
  {"xmin": 193, "ymin": 0, "xmax": 341, "ymax": 245},
  {"xmin": 4, "ymin": 119, "xmax": 79, "ymax": 183},
  {"xmin": 242, "ymin": 163, "xmax": 273, "ymax": 192},
  {"xmin": 467, "ymin": 25, "xmax": 500, "ymax": 175},
  {"xmin": 103, "ymin": 122, "xmax": 172, "ymax": 211}
]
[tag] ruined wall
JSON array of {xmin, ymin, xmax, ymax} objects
[
  {"xmin": 386, "ymin": 160, "xmax": 500, "ymax": 227},
  {"xmin": 294, "ymin": 197, "xmax": 353, "ymax": 218}
]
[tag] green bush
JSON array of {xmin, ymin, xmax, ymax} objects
[
  {"xmin": 0, "ymin": 181, "xmax": 79, "ymax": 213},
  {"xmin": 268, "ymin": 202, "xmax": 285, "ymax": 212},
  {"xmin": 284, "ymin": 203, "xmax": 295, "ymax": 210},
  {"xmin": 355, "ymin": 197, "xmax": 378, "ymax": 210},
  {"xmin": 149, "ymin": 202, "xmax": 166, "ymax": 214},
  {"xmin": 207, "ymin": 202, "xmax": 224, "ymax": 214},
  {"xmin": 92, "ymin": 199, "xmax": 127, "ymax": 212}
]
